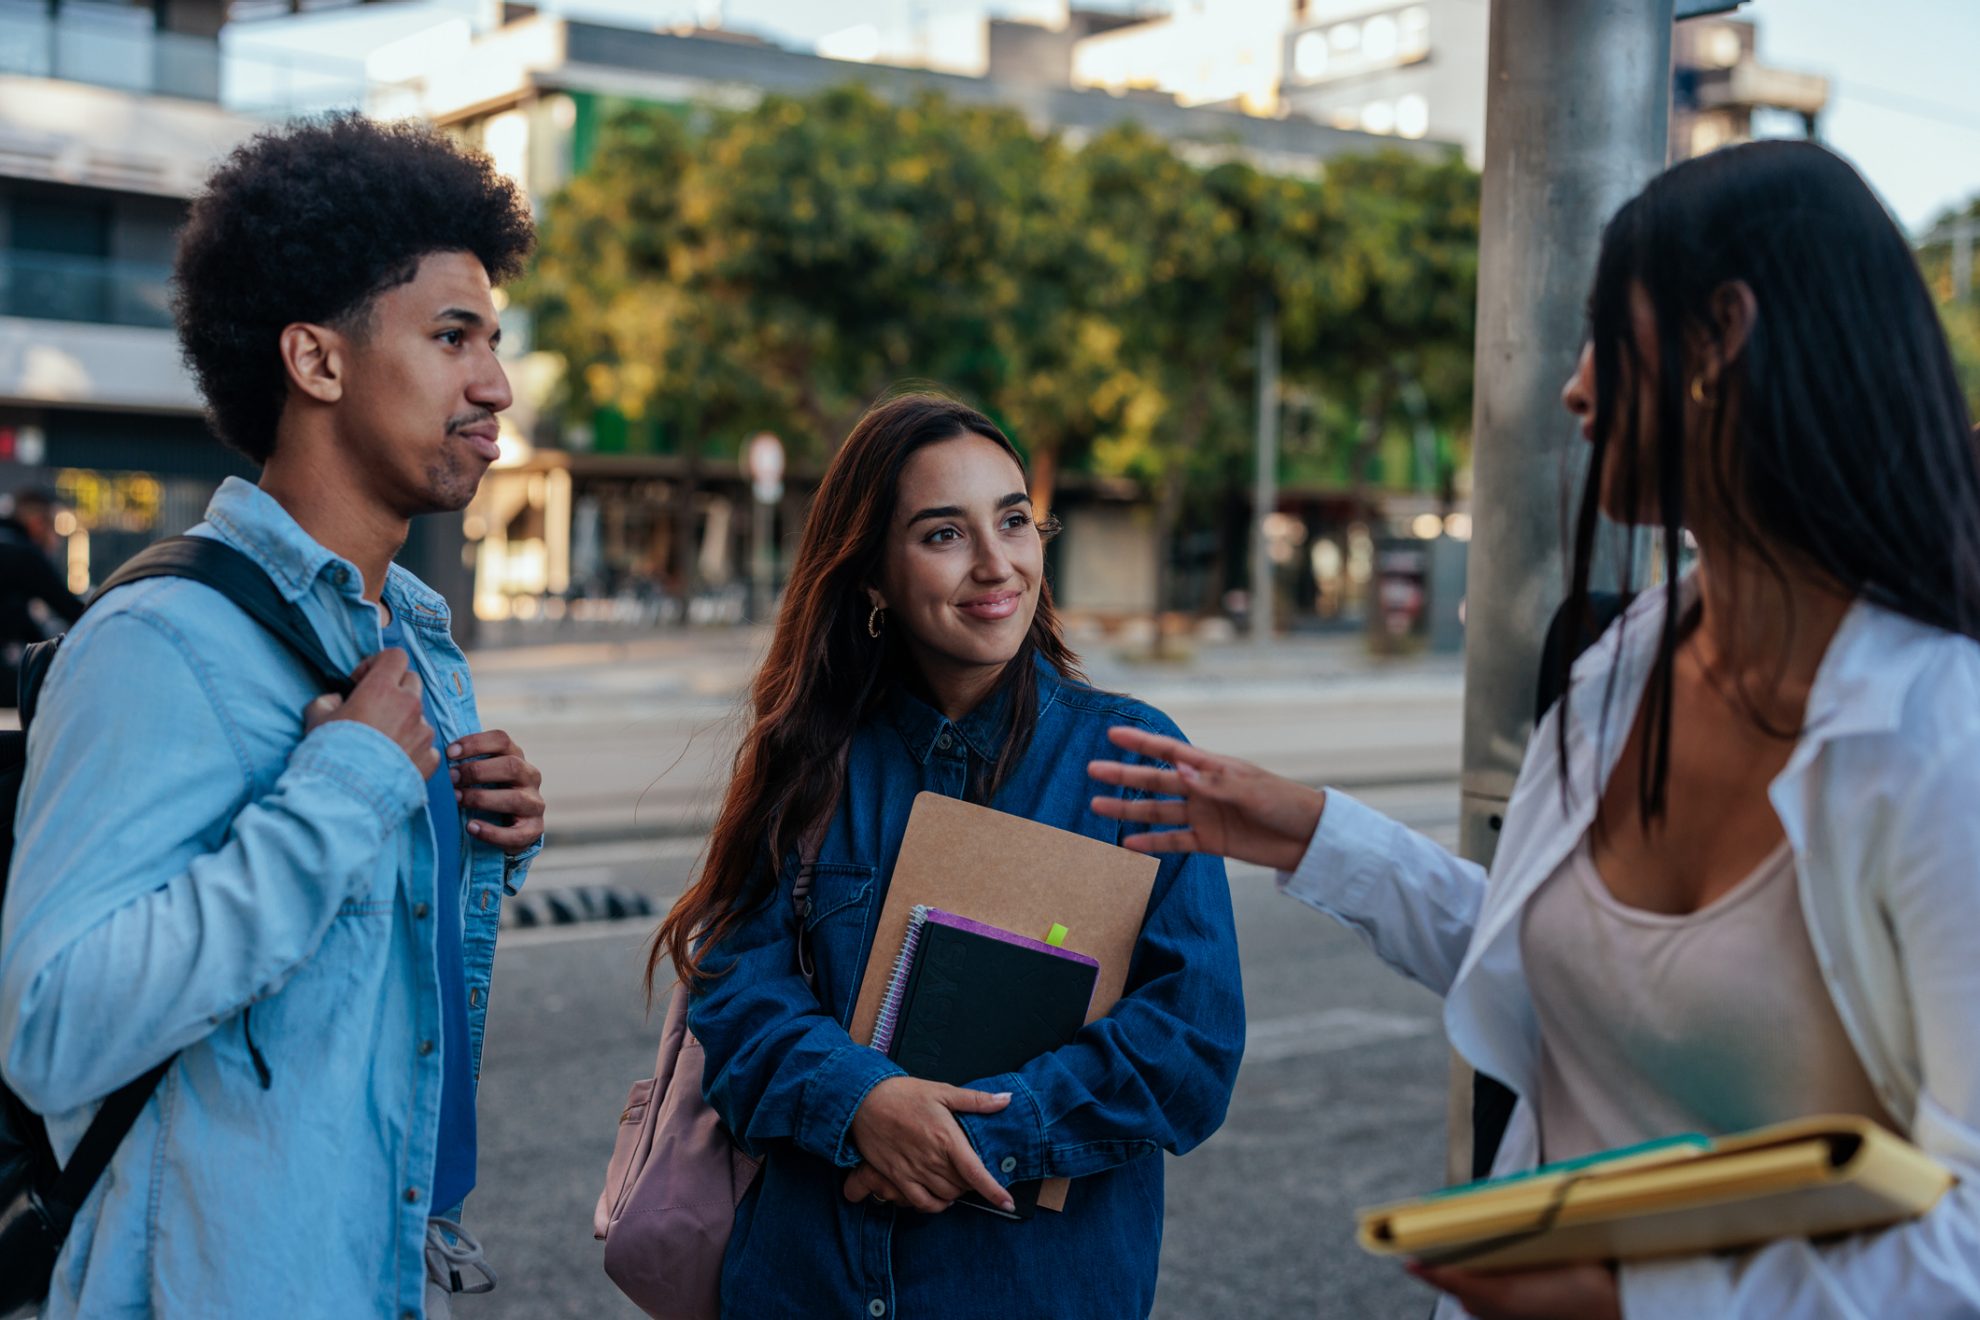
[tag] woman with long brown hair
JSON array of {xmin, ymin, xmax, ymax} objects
[{"xmin": 651, "ymin": 392, "xmax": 1244, "ymax": 1318}]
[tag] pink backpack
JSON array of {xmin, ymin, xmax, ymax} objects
[{"xmin": 594, "ymin": 836, "xmax": 825, "ymax": 1320}]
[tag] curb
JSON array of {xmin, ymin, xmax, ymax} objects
[{"xmin": 541, "ymin": 767, "xmax": 1461, "ymax": 849}]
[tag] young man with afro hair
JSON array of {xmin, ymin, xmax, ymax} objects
[{"xmin": 1, "ymin": 114, "xmax": 547, "ymax": 1318}]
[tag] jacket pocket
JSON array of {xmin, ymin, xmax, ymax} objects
[{"xmin": 798, "ymin": 862, "xmax": 876, "ymax": 1025}]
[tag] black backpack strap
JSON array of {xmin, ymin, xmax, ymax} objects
[
  {"xmin": 1469, "ymin": 589, "xmax": 1629, "ymax": 1181},
  {"xmin": 1531, "ymin": 590, "xmax": 1626, "ymax": 722},
  {"xmin": 19, "ymin": 536, "xmax": 353, "ymax": 1223},
  {"xmin": 35, "ymin": 1058, "xmax": 173, "ymax": 1233}
]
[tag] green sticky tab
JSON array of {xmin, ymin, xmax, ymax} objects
[{"xmin": 1045, "ymin": 923, "xmax": 1069, "ymax": 948}]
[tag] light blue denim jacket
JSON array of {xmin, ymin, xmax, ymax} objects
[{"xmin": 0, "ymin": 478, "xmax": 537, "ymax": 1319}]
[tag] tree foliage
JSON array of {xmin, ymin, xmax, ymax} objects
[
  {"xmin": 1916, "ymin": 198, "xmax": 1980, "ymax": 418},
  {"xmin": 523, "ymin": 86, "xmax": 1481, "ymax": 511}
]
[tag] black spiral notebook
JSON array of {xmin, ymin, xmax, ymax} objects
[{"xmin": 873, "ymin": 907, "xmax": 1101, "ymax": 1220}]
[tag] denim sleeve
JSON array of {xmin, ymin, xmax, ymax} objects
[
  {"xmin": 0, "ymin": 609, "xmax": 426, "ymax": 1115},
  {"xmin": 501, "ymin": 836, "xmax": 543, "ymax": 895},
  {"xmin": 688, "ymin": 868, "xmax": 906, "ymax": 1168},
  {"xmin": 955, "ymin": 846, "xmax": 1245, "ymax": 1184}
]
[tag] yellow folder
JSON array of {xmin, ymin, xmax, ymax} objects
[{"xmin": 1357, "ymin": 1114, "xmax": 1954, "ymax": 1272}]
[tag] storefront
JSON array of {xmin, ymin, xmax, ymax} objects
[{"xmin": 0, "ymin": 405, "xmax": 253, "ymax": 591}]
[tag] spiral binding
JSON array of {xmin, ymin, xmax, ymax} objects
[{"xmin": 871, "ymin": 904, "xmax": 933, "ymax": 1056}]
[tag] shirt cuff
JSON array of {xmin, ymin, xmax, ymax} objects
[
  {"xmin": 287, "ymin": 720, "xmax": 427, "ymax": 829},
  {"xmin": 502, "ymin": 838, "xmax": 542, "ymax": 894},
  {"xmin": 1274, "ymin": 788, "xmax": 1400, "ymax": 917},
  {"xmin": 801, "ymin": 1042, "xmax": 908, "ymax": 1169},
  {"xmin": 954, "ymin": 1072, "xmax": 1046, "ymax": 1183},
  {"xmin": 1618, "ymin": 1255, "xmax": 1736, "ymax": 1317}
]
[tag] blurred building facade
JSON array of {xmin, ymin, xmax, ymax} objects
[
  {"xmin": 0, "ymin": 0, "xmax": 501, "ymax": 626},
  {"xmin": 1278, "ymin": 1, "xmax": 1486, "ymax": 165},
  {"xmin": 1670, "ymin": 15, "xmax": 1829, "ymax": 162},
  {"xmin": 0, "ymin": 0, "xmax": 257, "ymax": 593},
  {"xmin": 817, "ymin": 4, "xmax": 1834, "ymax": 191}
]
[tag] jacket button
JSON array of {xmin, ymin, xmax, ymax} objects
[
  {"xmin": 405, "ymin": 1187, "xmax": 420, "ymax": 1203},
  {"xmin": 419, "ymin": 1039, "xmax": 435, "ymax": 1056},
  {"xmin": 469, "ymin": 987, "xmax": 481, "ymax": 1007},
  {"xmin": 414, "ymin": 903, "xmax": 430, "ymax": 919},
  {"xmin": 1000, "ymin": 1156, "xmax": 1017, "ymax": 1174},
  {"xmin": 868, "ymin": 1302, "xmax": 887, "ymax": 1318},
  {"xmin": 936, "ymin": 732, "xmax": 953, "ymax": 751}
]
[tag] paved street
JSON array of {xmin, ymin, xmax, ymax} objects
[{"xmin": 464, "ymin": 632, "xmax": 1467, "ymax": 1319}]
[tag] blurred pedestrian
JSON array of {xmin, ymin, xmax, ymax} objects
[
  {"xmin": 0, "ymin": 486, "xmax": 85, "ymax": 707},
  {"xmin": 1, "ymin": 115, "xmax": 546, "ymax": 1319},
  {"xmin": 1091, "ymin": 140, "xmax": 1980, "ymax": 1319},
  {"xmin": 649, "ymin": 392, "xmax": 1244, "ymax": 1318}
]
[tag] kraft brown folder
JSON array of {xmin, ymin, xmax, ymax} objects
[
  {"xmin": 850, "ymin": 792, "xmax": 1158, "ymax": 1212},
  {"xmin": 1357, "ymin": 1114, "xmax": 1953, "ymax": 1272}
]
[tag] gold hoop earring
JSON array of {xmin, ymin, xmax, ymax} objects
[
  {"xmin": 867, "ymin": 605, "xmax": 884, "ymax": 638},
  {"xmin": 1689, "ymin": 375, "xmax": 1714, "ymax": 407}
]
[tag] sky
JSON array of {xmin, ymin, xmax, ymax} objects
[
  {"xmin": 545, "ymin": 0, "xmax": 1980, "ymax": 232},
  {"xmin": 1745, "ymin": 0, "xmax": 1980, "ymax": 231}
]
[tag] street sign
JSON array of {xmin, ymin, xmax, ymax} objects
[{"xmin": 744, "ymin": 431, "xmax": 784, "ymax": 505}]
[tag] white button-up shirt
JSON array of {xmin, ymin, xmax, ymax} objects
[{"xmin": 1281, "ymin": 580, "xmax": 1980, "ymax": 1316}]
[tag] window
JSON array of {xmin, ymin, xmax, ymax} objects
[
  {"xmin": 1363, "ymin": 14, "xmax": 1398, "ymax": 61},
  {"xmin": 1294, "ymin": 30, "xmax": 1329, "ymax": 79},
  {"xmin": 1396, "ymin": 94, "xmax": 1430, "ymax": 139},
  {"xmin": 1399, "ymin": 6, "xmax": 1430, "ymax": 58}
]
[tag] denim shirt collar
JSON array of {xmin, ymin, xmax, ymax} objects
[
  {"xmin": 203, "ymin": 477, "xmax": 346, "ymax": 604},
  {"xmin": 884, "ymin": 650, "xmax": 1064, "ymax": 764},
  {"xmin": 202, "ymin": 476, "xmax": 454, "ymax": 632}
]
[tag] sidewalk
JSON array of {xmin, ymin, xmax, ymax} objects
[{"xmin": 472, "ymin": 627, "xmax": 1466, "ymax": 845}]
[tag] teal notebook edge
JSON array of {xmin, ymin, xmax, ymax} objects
[{"xmin": 1425, "ymin": 1132, "xmax": 1715, "ymax": 1201}]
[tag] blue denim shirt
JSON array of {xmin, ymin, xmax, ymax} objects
[
  {"xmin": 690, "ymin": 657, "xmax": 1245, "ymax": 1320},
  {"xmin": 0, "ymin": 478, "xmax": 537, "ymax": 1319}
]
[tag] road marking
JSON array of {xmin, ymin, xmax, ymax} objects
[
  {"xmin": 515, "ymin": 866, "xmax": 620, "ymax": 890},
  {"xmin": 498, "ymin": 913, "xmax": 663, "ymax": 949},
  {"xmin": 1241, "ymin": 1008, "xmax": 1437, "ymax": 1064},
  {"xmin": 529, "ymin": 836, "xmax": 706, "ymax": 872}
]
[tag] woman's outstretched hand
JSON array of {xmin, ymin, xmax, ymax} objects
[{"xmin": 1088, "ymin": 726, "xmax": 1326, "ymax": 873}]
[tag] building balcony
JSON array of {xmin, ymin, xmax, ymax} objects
[
  {"xmin": 0, "ymin": 1, "xmax": 222, "ymax": 102},
  {"xmin": 0, "ymin": 250, "xmax": 174, "ymax": 330},
  {"xmin": 0, "ymin": 251, "xmax": 195, "ymax": 412}
]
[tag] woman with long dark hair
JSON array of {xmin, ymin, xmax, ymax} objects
[
  {"xmin": 1092, "ymin": 141, "xmax": 1980, "ymax": 1318},
  {"xmin": 654, "ymin": 392, "xmax": 1244, "ymax": 1318}
]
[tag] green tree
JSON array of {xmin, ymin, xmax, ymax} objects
[
  {"xmin": 523, "ymin": 86, "xmax": 1481, "ymax": 630},
  {"xmin": 1074, "ymin": 128, "xmax": 1265, "ymax": 644},
  {"xmin": 1916, "ymin": 199, "xmax": 1980, "ymax": 416},
  {"xmin": 1281, "ymin": 149, "xmax": 1480, "ymax": 525},
  {"xmin": 523, "ymin": 103, "xmax": 773, "ymax": 597}
]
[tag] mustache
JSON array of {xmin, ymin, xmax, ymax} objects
[{"xmin": 446, "ymin": 410, "xmax": 496, "ymax": 434}]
